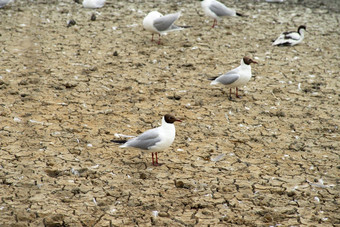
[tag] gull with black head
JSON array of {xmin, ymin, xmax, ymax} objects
[
  {"xmin": 209, "ymin": 56, "xmax": 257, "ymax": 99},
  {"xmin": 111, "ymin": 114, "xmax": 182, "ymax": 166}
]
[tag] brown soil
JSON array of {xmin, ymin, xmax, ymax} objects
[{"xmin": 0, "ymin": 0, "xmax": 339, "ymax": 226}]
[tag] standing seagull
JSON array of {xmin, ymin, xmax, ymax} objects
[
  {"xmin": 209, "ymin": 57, "xmax": 257, "ymax": 99},
  {"xmin": 143, "ymin": 11, "xmax": 191, "ymax": 45},
  {"xmin": 111, "ymin": 114, "xmax": 182, "ymax": 166},
  {"xmin": 272, "ymin": 25, "xmax": 307, "ymax": 46},
  {"xmin": 83, "ymin": 0, "xmax": 105, "ymax": 9},
  {"xmin": 200, "ymin": 0, "xmax": 243, "ymax": 28}
]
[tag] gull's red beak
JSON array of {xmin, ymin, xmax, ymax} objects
[{"xmin": 175, "ymin": 118, "xmax": 182, "ymax": 122}]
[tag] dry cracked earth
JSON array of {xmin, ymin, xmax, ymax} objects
[{"xmin": 0, "ymin": 0, "xmax": 339, "ymax": 226}]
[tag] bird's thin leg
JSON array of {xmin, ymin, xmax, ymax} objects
[
  {"xmin": 152, "ymin": 152, "xmax": 155, "ymax": 166},
  {"xmin": 236, "ymin": 87, "xmax": 241, "ymax": 98},
  {"xmin": 155, "ymin": 152, "xmax": 158, "ymax": 165},
  {"xmin": 212, "ymin": 19, "xmax": 217, "ymax": 28},
  {"xmin": 151, "ymin": 34, "xmax": 154, "ymax": 42},
  {"xmin": 157, "ymin": 34, "xmax": 161, "ymax": 45},
  {"xmin": 228, "ymin": 88, "xmax": 233, "ymax": 100}
]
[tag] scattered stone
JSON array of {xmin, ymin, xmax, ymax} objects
[
  {"xmin": 139, "ymin": 172, "xmax": 147, "ymax": 179},
  {"xmin": 63, "ymin": 82, "xmax": 77, "ymax": 89},
  {"xmin": 167, "ymin": 95, "xmax": 181, "ymax": 100},
  {"xmin": 67, "ymin": 19, "xmax": 76, "ymax": 27},
  {"xmin": 71, "ymin": 188, "xmax": 81, "ymax": 195},
  {"xmin": 43, "ymin": 214, "xmax": 65, "ymax": 227},
  {"xmin": 263, "ymin": 213, "xmax": 273, "ymax": 222},
  {"xmin": 158, "ymin": 212, "xmax": 170, "ymax": 217},
  {"xmin": 91, "ymin": 13, "xmax": 96, "ymax": 21},
  {"xmin": 45, "ymin": 169, "xmax": 62, "ymax": 178},
  {"xmin": 182, "ymin": 63, "xmax": 194, "ymax": 68},
  {"xmin": 113, "ymin": 51, "xmax": 119, "ymax": 56},
  {"xmin": 175, "ymin": 180, "xmax": 184, "ymax": 188},
  {"xmin": 287, "ymin": 191, "xmax": 296, "ymax": 197}
]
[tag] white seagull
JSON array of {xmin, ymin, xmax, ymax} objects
[
  {"xmin": 143, "ymin": 11, "xmax": 191, "ymax": 45},
  {"xmin": 0, "ymin": 0, "xmax": 13, "ymax": 8},
  {"xmin": 272, "ymin": 25, "xmax": 307, "ymax": 46},
  {"xmin": 210, "ymin": 57, "xmax": 257, "ymax": 99},
  {"xmin": 111, "ymin": 114, "xmax": 182, "ymax": 166},
  {"xmin": 83, "ymin": 0, "xmax": 105, "ymax": 9},
  {"xmin": 200, "ymin": 0, "xmax": 243, "ymax": 28}
]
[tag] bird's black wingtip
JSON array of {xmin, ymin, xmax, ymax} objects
[
  {"xmin": 111, "ymin": 139, "xmax": 127, "ymax": 144},
  {"xmin": 181, "ymin": 25, "xmax": 193, "ymax": 29},
  {"xmin": 208, "ymin": 76, "xmax": 218, "ymax": 81}
]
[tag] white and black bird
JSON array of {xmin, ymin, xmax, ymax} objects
[
  {"xmin": 272, "ymin": 25, "xmax": 307, "ymax": 46},
  {"xmin": 143, "ymin": 11, "xmax": 191, "ymax": 45},
  {"xmin": 200, "ymin": 0, "xmax": 243, "ymax": 28},
  {"xmin": 83, "ymin": 0, "xmax": 105, "ymax": 9},
  {"xmin": 209, "ymin": 57, "xmax": 257, "ymax": 99},
  {"xmin": 111, "ymin": 114, "xmax": 182, "ymax": 166}
]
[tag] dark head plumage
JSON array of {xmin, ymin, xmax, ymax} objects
[
  {"xmin": 164, "ymin": 114, "xmax": 181, "ymax": 124},
  {"xmin": 298, "ymin": 25, "xmax": 307, "ymax": 33},
  {"xmin": 243, "ymin": 57, "xmax": 258, "ymax": 65}
]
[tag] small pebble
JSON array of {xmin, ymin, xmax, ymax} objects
[
  {"xmin": 175, "ymin": 180, "xmax": 184, "ymax": 188},
  {"xmin": 67, "ymin": 19, "xmax": 76, "ymax": 27},
  {"xmin": 91, "ymin": 13, "xmax": 96, "ymax": 21}
]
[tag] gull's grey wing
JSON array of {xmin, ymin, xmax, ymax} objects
[
  {"xmin": 125, "ymin": 128, "xmax": 161, "ymax": 150},
  {"xmin": 153, "ymin": 13, "xmax": 180, "ymax": 32},
  {"xmin": 216, "ymin": 71, "xmax": 240, "ymax": 85},
  {"xmin": 209, "ymin": 1, "xmax": 234, "ymax": 17}
]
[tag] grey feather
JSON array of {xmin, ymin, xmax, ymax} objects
[
  {"xmin": 209, "ymin": 2, "xmax": 235, "ymax": 17},
  {"xmin": 153, "ymin": 13, "xmax": 180, "ymax": 32},
  {"xmin": 216, "ymin": 72, "xmax": 239, "ymax": 85},
  {"xmin": 124, "ymin": 130, "xmax": 161, "ymax": 150}
]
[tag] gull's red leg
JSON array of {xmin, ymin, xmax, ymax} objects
[
  {"xmin": 157, "ymin": 34, "xmax": 161, "ymax": 45},
  {"xmin": 212, "ymin": 19, "xmax": 217, "ymax": 28},
  {"xmin": 152, "ymin": 152, "xmax": 155, "ymax": 166},
  {"xmin": 236, "ymin": 87, "xmax": 241, "ymax": 98}
]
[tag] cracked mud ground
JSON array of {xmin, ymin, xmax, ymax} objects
[{"xmin": 0, "ymin": 0, "xmax": 339, "ymax": 226}]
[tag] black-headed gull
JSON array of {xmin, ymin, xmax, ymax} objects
[
  {"xmin": 210, "ymin": 57, "xmax": 257, "ymax": 99},
  {"xmin": 0, "ymin": 0, "xmax": 13, "ymax": 8},
  {"xmin": 111, "ymin": 114, "xmax": 182, "ymax": 166},
  {"xmin": 272, "ymin": 25, "xmax": 307, "ymax": 46},
  {"xmin": 83, "ymin": 0, "xmax": 105, "ymax": 9},
  {"xmin": 143, "ymin": 11, "xmax": 191, "ymax": 45},
  {"xmin": 200, "ymin": 0, "xmax": 243, "ymax": 28}
]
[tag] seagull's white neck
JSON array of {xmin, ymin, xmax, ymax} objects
[
  {"xmin": 161, "ymin": 116, "xmax": 176, "ymax": 130},
  {"xmin": 240, "ymin": 59, "xmax": 251, "ymax": 69},
  {"xmin": 161, "ymin": 116, "xmax": 167, "ymax": 126}
]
